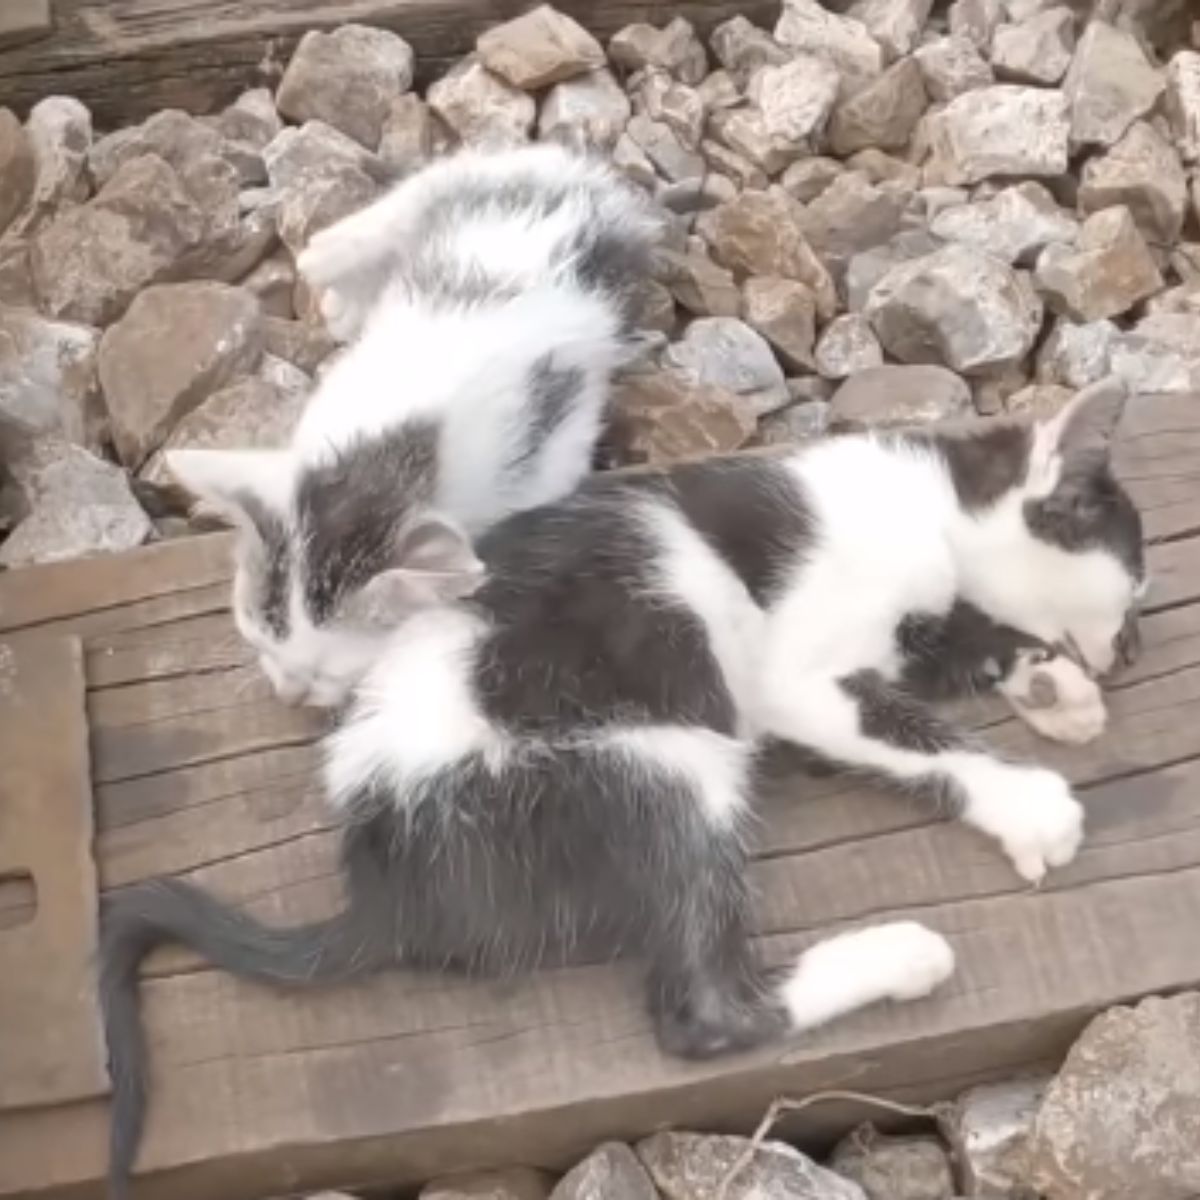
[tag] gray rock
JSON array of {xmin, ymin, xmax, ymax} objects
[
  {"xmin": 549, "ymin": 1143, "xmax": 658, "ymax": 1200},
  {"xmin": 1031, "ymin": 995, "xmax": 1200, "ymax": 1200},
  {"xmin": 1035, "ymin": 205, "xmax": 1163, "ymax": 321},
  {"xmin": 847, "ymin": 0, "xmax": 934, "ymax": 60},
  {"xmin": 212, "ymin": 87, "xmax": 282, "ymax": 153},
  {"xmin": 263, "ymin": 120, "xmax": 380, "ymax": 194},
  {"xmin": 1036, "ymin": 318, "xmax": 1118, "ymax": 388},
  {"xmin": 707, "ymin": 106, "xmax": 803, "ymax": 177},
  {"xmin": 610, "ymin": 367, "xmax": 757, "ymax": 464},
  {"xmin": 697, "ymin": 188, "xmax": 838, "ymax": 320},
  {"xmin": 0, "ymin": 306, "xmax": 101, "ymax": 448},
  {"xmin": 636, "ymin": 70, "xmax": 706, "ymax": 150},
  {"xmin": 780, "ymin": 156, "xmax": 844, "ymax": 202},
  {"xmin": 626, "ymin": 113, "xmax": 704, "ymax": 183},
  {"xmin": 276, "ymin": 24, "xmax": 414, "ymax": 150},
  {"xmin": 477, "ymin": 5, "xmax": 604, "ymax": 89},
  {"xmin": 240, "ymin": 253, "xmax": 296, "ymax": 318},
  {"xmin": 1110, "ymin": 313, "xmax": 1200, "ymax": 393},
  {"xmin": 0, "ymin": 438, "xmax": 152, "ymax": 567},
  {"xmin": 828, "ymin": 1124, "xmax": 955, "ymax": 1200},
  {"xmin": 832, "ymin": 364, "xmax": 972, "ymax": 427},
  {"xmin": 914, "ymin": 35, "xmax": 994, "ymax": 101},
  {"xmin": 846, "ymin": 228, "xmax": 944, "ymax": 310},
  {"xmin": 742, "ymin": 275, "xmax": 817, "ymax": 372},
  {"xmin": 141, "ymin": 359, "xmax": 308, "ymax": 502},
  {"xmin": 262, "ymin": 316, "xmax": 338, "ymax": 376},
  {"xmin": 666, "ymin": 316, "xmax": 790, "ymax": 413},
  {"xmin": 88, "ymin": 108, "xmax": 257, "ymax": 190},
  {"xmin": 930, "ymin": 181, "xmax": 1078, "ymax": 265},
  {"xmin": 800, "ymin": 171, "xmax": 910, "ymax": 282},
  {"xmin": 6, "ymin": 96, "xmax": 91, "ymax": 238},
  {"xmin": 866, "ymin": 243, "xmax": 1043, "ymax": 373},
  {"xmin": 637, "ymin": 1130, "xmax": 866, "ymax": 1200},
  {"xmin": 379, "ymin": 94, "xmax": 442, "ymax": 174},
  {"xmin": 943, "ymin": 1076, "xmax": 1049, "ymax": 1199},
  {"xmin": 0, "ymin": 108, "xmax": 36, "ymax": 238},
  {"xmin": 1006, "ymin": 382, "xmax": 1074, "ymax": 418},
  {"xmin": 1063, "ymin": 21, "xmax": 1165, "ymax": 150},
  {"xmin": 990, "ymin": 7, "xmax": 1075, "ymax": 85},
  {"xmin": 698, "ymin": 68, "xmax": 743, "ymax": 112},
  {"xmin": 774, "ymin": 0, "xmax": 885, "ymax": 96},
  {"xmin": 1078, "ymin": 120, "xmax": 1189, "ymax": 245},
  {"xmin": 710, "ymin": 16, "xmax": 789, "ymax": 87},
  {"xmin": 748, "ymin": 55, "xmax": 841, "ymax": 146},
  {"xmin": 611, "ymin": 133, "xmax": 658, "ymax": 189},
  {"xmin": 0, "ymin": 238, "xmax": 33, "ymax": 308},
  {"xmin": 846, "ymin": 148, "xmax": 920, "ymax": 189},
  {"xmin": 828, "ymin": 56, "xmax": 929, "ymax": 156},
  {"xmin": 1147, "ymin": 281, "xmax": 1200, "ymax": 316},
  {"xmin": 702, "ymin": 139, "xmax": 769, "ymax": 190},
  {"xmin": 948, "ymin": 0, "xmax": 1003, "ymax": 49},
  {"xmin": 421, "ymin": 1166, "xmax": 553, "ymax": 1200},
  {"xmin": 815, "ymin": 312, "xmax": 884, "ymax": 378},
  {"xmin": 758, "ymin": 398, "xmax": 833, "ymax": 444},
  {"xmin": 971, "ymin": 361, "xmax": 1031, "ymax": 415},
  {"xmin": 278, "ymin": 166, "xmax": 380, "ymax": 256},
  {"xmin": 538, "ymin": 70, "xmax": 630, "ymax": 151},
  {"xmin": 98, "ymin": 282, "xmax": 263, "ymax": 469},
  {"xmin": 609, "ymin": 18, "xmax": 708, "ymax": 85},
  {"xmin": 922, "ymin": 85, "xmax": 1069, "ymax": 185},
  {"xmin": 428, "ymin": 56, "xmax": 535, "ymax": 147},
  {"xmin": 656, "ymin": 242, "xmax": 741, "ymax": 316},
  {"xmin": 1165, "ymin": 50, "xmax": 1200, "ymax": 165},
  {"xmin": 29, "ymin": 154, "xmax": 207, "ymax": 326}
]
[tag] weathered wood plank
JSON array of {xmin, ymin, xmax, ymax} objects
[
  {"xmin": 1, "ymin": 392, "xmax": 1199, "ymax": 1200},
  {"xmin": 0, "ymin": 0, "xmax": 779, "ymax": 127}
]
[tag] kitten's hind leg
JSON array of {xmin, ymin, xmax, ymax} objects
[
  {"xmin": 760, "ymin": 671, "xmax": 1084, "ymax": 883},
  {"xmin": 643, "ymin": 812, "xmax": 953, "ymax": 1058}
]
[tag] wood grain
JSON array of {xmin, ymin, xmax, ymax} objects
[
  {"xmin": 0, "ymin": 0, "xmax": 779, "ymax": 128},
  {"xmin": 1, "ymin": 392, "xmax": 1199, "ymax": 1200}
]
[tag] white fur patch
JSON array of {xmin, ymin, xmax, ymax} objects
[
  {"xmin": 999, "ymin": 650, "xmax": 1108, "ymax": 746},
  {"xmin": 601, "ymin": 725, "xmax": 752, "ymax": 830},
  {"xmin": 323, "ymin": 608, "xmax": 507, "ymax": 808},
  {"xmin": 778, "ymin": 921, "xmax": 955, "ymax": 1031}
]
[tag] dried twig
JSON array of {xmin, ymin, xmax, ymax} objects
[{"xmin": 715, "ymin": 1089, "xmax": 949, "ymax": 1200}]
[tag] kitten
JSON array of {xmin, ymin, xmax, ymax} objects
[
  {"xmin": 167, "ymin": 143, "xmax": 661, "ymax": 708},
  {"xmin": 101, "ymin": 379, "xmax": 1144, "ymax": 1198}
]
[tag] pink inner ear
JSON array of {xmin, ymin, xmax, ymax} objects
[{"xmin": 396, "ymin": 516, "xmax": 481, "ymax": 577}]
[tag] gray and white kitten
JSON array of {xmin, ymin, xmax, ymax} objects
[
  {"xmin": 168, "ymin": 143, "xmax": 660, "ymax": 707},
  {"xmin": 102, "ymin": 379, "xmax": 1145, "ymax": 1197}
]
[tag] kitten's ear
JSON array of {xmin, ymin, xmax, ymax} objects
[
  {"xmin": 165, "ymin": 449, "xmax": 293, "ymax": 529},
  {"xmin": 342, "ymin": 516, "xmax": 485, "ymax": 629},
  {"xmin": 1030, "ymin": 376, "xmax": 1129, "ymax": 487}
]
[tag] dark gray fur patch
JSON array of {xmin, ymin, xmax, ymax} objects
[
  {"xmin": 653, "ymin": 457, "xmax": 814, "ymax": 608},
  {"xmin": 509, "ymin": 353, "xmax": 585, "ymax": 470},
  {"xmin": 911, "ymin": 422, "xmax": 1035, "ymax": 512},
  {"xmin": 841, "ymin": 669, "xmax": 965, "ymax": 754},
  {"xmin": 568, "ymin": 223, "xmax": 656, "ymax": 331},
  {"xmin": 897, "ymin": 600, "xmax": 1045, "ymax": 700},
  {"xmin": 1024, "ymin": 463, "xmax": 1144, "ymax": 582},
  {"xmin": 296, "ymin": 419, "xmax": 440, "ymax": 623},
  {"xmin": 236, "ymin": 491, "xmax": 291, "ymax": 638},
  {"xmin": 471, "ymin": 480, "xmax": 738, "ymax": 736}
]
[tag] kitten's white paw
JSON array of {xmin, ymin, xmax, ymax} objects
[
  {"xmin": 861, "ymin": 921, "xmax": 957, "ymax": 1001},
  {"xmin": 1000, "ymin": 652, "xmax": 1107, "ymax": 746},
  {"xmin": 964, "ymin": 764, "xmax": 1084, "ymax": 883}
]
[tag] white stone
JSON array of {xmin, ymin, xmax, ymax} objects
[
  {"xmin": 1036, "ymin": 319, "xmax": 1119, "ymax": 389},
  {"xmin": 944, "ymin": 1077, "xmax": 1049, "ymax": 1199},
  {"xmin": 991, "ymin": 6, "xmax": 1075, "ymax": 85},
  {"xmin": 1165, "ymin": 50, "xmax": 1200, "ymax": 164},
  {"xmin": 815, "ymin": 313, "xmax": 884, "ymax": 379},
  {"xmin": 774, "ymin": 0, "xmax": 884, "ymax": 96},
  {"xmin": 923, "ymin": 84, "xmax": 1069, "ymax": 185},
  {"xmin": 914, "ymin": 35, "xmax": 994, "ymax": 102},
  {"xmin": 427, "ymin": 56, "xmax": 535, "ymax": 147},
  {"xmin": 930, "ymin": 181, "xmax": 1078, "ymax": 265},
  {"xmin": 665, "ymin": 316, "xmax": 789, "ymax": 414},
  {"xmin": 847, "ymin": 0, "xmax": 934, "ymax": 60},
  {"xmin": 1063, "ymin": 21, "xmax": 1165, "ymax": 150},
  {"xmin": 748, "ymin": 55, "xmax": 841, "ymax": 145}
]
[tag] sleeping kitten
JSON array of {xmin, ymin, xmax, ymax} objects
[
  {"xmin": 168, "ymin": 143, "xmax": 661, "ymax": 708},
  {"xmin": 101, "ymin": 379, "xmax": 1144, "ymax": 1197}
]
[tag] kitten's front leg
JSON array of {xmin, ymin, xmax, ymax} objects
[{"xmin": 761, "ymin": 671, "xmax": 1084, "ymax": 883}]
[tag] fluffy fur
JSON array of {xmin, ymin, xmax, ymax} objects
[
  {"xmin": 167, "ymin": 144, "xmax": 661, "ymax": 707},
  {"xmin": 101, "ymin": 379, "xmax": 1145, "ymax": 1197}
]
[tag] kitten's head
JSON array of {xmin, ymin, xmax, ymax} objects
[
  {"xmin": 166, "ymin": 446, "xmax": 484, "ymax": 708},
  {"xmin": 949, "ymin": 377, "xmax": 1146, "ymax": 678}
]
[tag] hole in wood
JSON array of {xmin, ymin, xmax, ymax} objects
[{"xmin": 0, "ymin": 871, "xmax": 37, "ymax": 930}]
